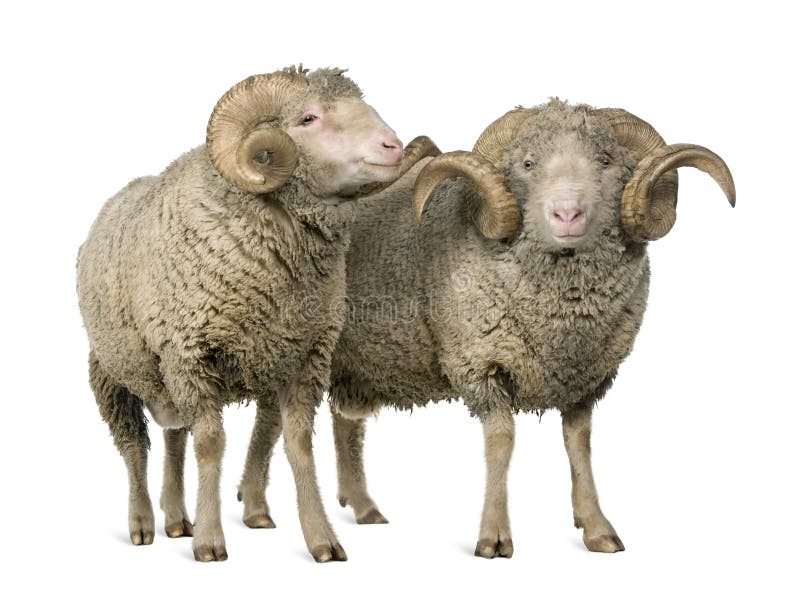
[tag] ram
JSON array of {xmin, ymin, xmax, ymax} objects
[
  {"xmin": 77, "ymin": 65, "xmax": 435, "ymax": 562},
  {"xmin": 239, "ymin": 98, "xmax": 735, "ymax": 557}
]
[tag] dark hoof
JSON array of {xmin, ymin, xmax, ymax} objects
[
  {"xmin": 311, "ymin": 542, "xmax": 348, "ymax": 563},
  {"xmin": 237, "ymin": 490, "xmax": 243, "ymax": 502},
  {"xmin": 474, "ymin": 537, "xmax": 514, "ymax": 559},
  {"xmin": 338, "ymin": 496, "xmax": 348, "ymax": 508},
  {"xmin": 243, "ymin": 513, "xmax": 276, "ymax": 529},
  {"xmin": 166, "ymin": 519, "xmax": 193, "ymax": 538},
  {"xmin": 193, "ymin": 544, "xmax": 228, "ymax": 562},
  {"xmin": 584, "ymin": 534, "xmax": 625, "ymax": 553},
  {"xmin": 356, "ymin": 508, "xmax": 389, "ymax": 525}
]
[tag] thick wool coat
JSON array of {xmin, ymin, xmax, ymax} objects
[{"xmin": 331, "ymin": 102, "xmax": 650, "ymax": 419}]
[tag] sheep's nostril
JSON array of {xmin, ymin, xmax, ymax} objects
[
  {"xmin": 381, "ymin": 135, "xmax": 402, "ymax": 151},
  {"xmin": 552, "ymin": 208, "xmax": 584, "ymax": 224}
]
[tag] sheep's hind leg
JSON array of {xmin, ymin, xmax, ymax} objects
[
  {"xmin": 561, "ymin": 401, "xmax": 624, "ymax": 553},
  {"xmin": 332, "ymin": 411, "xmax": 388, "ymax": 524},
  {"xmin": 475, "ymin": 405, "xmax": 515, "ymax": 558},
  {"xmin": 160, "ymin": 428, "xmax": 193, "ymax": 538},
  {"xmin": 238, "ymin": 396, "xmax": 281, "ymax": 529},
  {"xmin": 89, "ymin": 352, "xmax": 154, "ymax": 546},
  {"xmin": 281, "ymin": 379, "xmax": 346, "ymax": 562}
]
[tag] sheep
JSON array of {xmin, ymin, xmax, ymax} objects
[
  {"xmin": 76, "ymin": 64, "xmax": 438, "ymax": 562},
  {"xmin": 237, "ymin": 98, "xmax": 735, "ymax": 557}
]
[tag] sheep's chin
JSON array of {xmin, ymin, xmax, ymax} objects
[
  {"xmin": 360, "ymin": 160, "xmax": 402, "ymax": 182},
  {"xmin": 543, "ymin": 231, "xmax": 594, "ymax": 252},
  {"xmin": 317, "ymin": 161, "xmax": 401, "ymax": 199},
  {"xmin": 552, "ymin": 234, "xmax": 585, "ymax": 245}
]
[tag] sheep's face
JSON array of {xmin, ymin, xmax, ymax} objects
[
  {"xmin": 505, "ymin": 106, "xmax": 633, "ymax": 252},
  {"xmin": 284, "ymin": 96, "xmax": 403, "ymax": 198}
]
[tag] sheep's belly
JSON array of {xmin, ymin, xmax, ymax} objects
[
  {"xmin": 513, "ymin": 363, "xmax": 612, "ymax": 412},
  {"xmin": 147, "ymin": 399, "xmax": 184, "ymax": 428}
]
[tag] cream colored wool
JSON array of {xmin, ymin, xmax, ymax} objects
[
  {"xmin": 77, "ymin": 66, "xmax": 403, "ymax": 563},
  {"xmin": 240, "ymin": 99, "xmax": 734, "ymax": 558}
]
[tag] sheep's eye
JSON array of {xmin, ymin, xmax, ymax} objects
[
  {"xmin": 601, "ymin": 156, "xmax": 611, "ymax": 167},
  {"xmin": 523, "ymin": 159, "xmax": 533, "ymax": 170},
  {"xmin": 300, "ymin": 114, "xmax": 318, "ymax": 126}
]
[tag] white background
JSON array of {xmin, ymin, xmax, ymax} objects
[{"xmin": 2, "ymin": 1, "xmax": 797, "ymax": 589}]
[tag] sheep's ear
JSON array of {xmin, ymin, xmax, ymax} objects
[
  {"xmin": 207, "ymin": 72, "xmax": 308, "ymax": 194},
  {"xmin": 413, "ymin": 151, "xmax": 521, "ymax": 240}
]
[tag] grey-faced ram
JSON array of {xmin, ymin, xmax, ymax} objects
[{"xmin": 238, "ymin": 98, "xmax": 734, "ymax": 557}]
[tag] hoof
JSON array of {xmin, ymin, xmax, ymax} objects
[
  {"xmin": 243, "ymin": 513, "xmax": 276, "ymax": 529},
  {"xmin": 356, "ymin": 508, "xmax": 388, "ymax": 525},
  {"xmin": 474, "ymin": 537, "xmax": 513, "ymax": 559},
  {"xmin": 193, "ymin": 543, "xmax": 228, "ymax": 562},
  {"xmin": 311, "ymin": 542, "xmax": 348, "ymax": 563},
  {"xmin": 236, "ymin": 490, "xmax": 243, "ymax": 502},
  {"xmin": 165, "ymin": 519, "xmax": 193, "ymax": 538},
  {"xmin": 129, "ymin": 516, "xmax": 155, "ymax": 546},
  {"xmin": 338, "ymin": 496, "xmax": 348, "ymax": 508},
  {"xmin": 584, "ymin": 534, "xmax": 625, "ymax": 553}
]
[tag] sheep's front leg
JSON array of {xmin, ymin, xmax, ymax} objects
[
  {"xmin": 238, "ymin": 396, "xmax": 281, "ymax": 528},
  {"xmin": 332, "ymin": 411, "xmax": 388, "ymax": 524},
  {"xmin": 160, "ymin": 428, "xmax": 193, "ymax": 537},
  {"xmin": 475, "ymin": 405, "xmax": 515, "ymax": 558},
  {"xmin": 191, "ymin": 409, "xmax": 227, "ymax": 561},
  {"xmin": 281, "ymin": 379, "xmax": 346, "ymax": 562},
  {"xmin": 561, "ymin": 402, "xmax": 624, "ymax": 553}
]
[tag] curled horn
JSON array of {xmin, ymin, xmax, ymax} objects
[
  {"xmin": 594, "ymin": 109, "xmax": 735, "ymax": 241},
  {"xmin": 412, "ymin": 109, "xmax": 538, "ymax": 239},
  {"xmin": 473, "ymin": 107, "xmax": 537, "ymax": 163},
  {"xmin": 207, "ymin": 72, "xmax": 309, "ymax": 194},
  {"xmin": 397, "ymin": 136, "xmax": 442, "ymax": 177},
  {"xmin": 413, "ymin": 151, "xmax": 520, "ymax": 239}
]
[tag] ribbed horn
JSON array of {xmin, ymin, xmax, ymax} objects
[
  {"xmin": 473, "ymin": 107, "xmax": 538, "ymax": 163},
  {"xmin": 398, "ymin": 136, "xmax": 442, "ymax": 176},
  {"xmin": 594, "ymin": 108, "xmax": 680, "ymax": 241},
  {"xmin": 207, "ymin": 72, "xmax": 308, "ymax": 194},
  {"xmin": 413, "ymin": 151, "xmax": 520, "ymax": 239},
  {"xmin": 621, "ymin": 143, "xmax": 736, "ymax": 241}
]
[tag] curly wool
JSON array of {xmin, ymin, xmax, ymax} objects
[
  {"xmin": 77, "ymin": 73, "xmax": 360, "ymax": 429},
  {"xmin": 331, "ymin": 102, "xmax": 651, "ymax": 419},
  {"xmin": 281, "ymin": 67, "xmax": 363, "ymax": 122}
]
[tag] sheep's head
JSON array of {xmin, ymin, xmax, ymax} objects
[
  {"xmin": 503, "ymin": 101, "xmax": 634, "ymax": 251},
  {"xmin": 206, "ymin": 66, "xmax": 405, "ymax": 199},
  {"xmin": 413, "ymin": 99, "xmax": 735, "ymax": 250}
]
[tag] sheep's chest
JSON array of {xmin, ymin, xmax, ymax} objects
[{"xmin": 499, "ymin": 251, "xmax": 649, "ymax": 411}]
